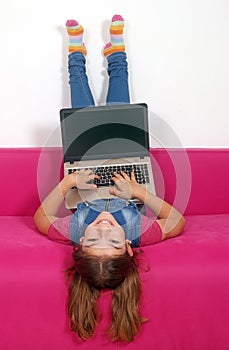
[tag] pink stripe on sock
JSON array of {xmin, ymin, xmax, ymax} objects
[
  {"xmin": 69, "ymin": 34, "xmax": 83, "ymax": 39},
  {"xmin": 111, "ymin": 34, "xmax": 123, "ymax": 39}
]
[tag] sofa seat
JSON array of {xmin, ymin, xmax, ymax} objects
[{"xmin": 1, "ymin": 213, "xmax": 229, "ymax": 350}]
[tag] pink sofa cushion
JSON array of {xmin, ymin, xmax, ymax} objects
[
  {"xmin": 0, "ymin": 148, "xmax": 229, "ymax": 216},
  {"xmin": 0, "ymin": 148, "xmax": 228, "ymax": 217},
  {"xmin": 151, "ymin": 148, "xmax": 229, "ymax": 215},
  {"xmin": 0, "ymin": 148, "xmax": 67, "ymax": 217},
  {"xmin": 1, "ymin": 214, "xmax": 229, "ymax": 349}
]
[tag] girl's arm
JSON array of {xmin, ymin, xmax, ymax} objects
[
  {"xmin": 110, "ymin": 172, "xmax": 185, "ymax": 240},
  {"xmin": 34, "ymin": 170, "xmax": 99, "ymax": 235},
  {"xmin": 132, "ymin": 185, "xmax": 185, "ymax": 240}
]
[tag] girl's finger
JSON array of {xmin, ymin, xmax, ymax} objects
[
  {"xmin": 85, "ymin": 183, "xmax": 97, "ymax": 189},
  {"xmin": 112, "ymin": 172, "xmax": 123, "ymax": 180},
  {"xmin": 109, "ymin": 188, "xmax": 116, "ymax": 195},
  {"xmin": 121, "ymin": 171, "xmax": 130, "ymax": 180},
  {"xmin": 109, "ymin": 188, "xmax": 120, "ymax": 197}
]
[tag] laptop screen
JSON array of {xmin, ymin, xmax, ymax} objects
[{"xmin": 60, "ymin": 104, "xmax": 149, "ymax": 162}]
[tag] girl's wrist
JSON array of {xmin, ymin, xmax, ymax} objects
[
  {"xmin": 60, "ymin": 174, "xmax": 75, "ymax": 195},
  {"xmin": 132, "ymin": 184, "xmax": 146, "ymax": 201}
]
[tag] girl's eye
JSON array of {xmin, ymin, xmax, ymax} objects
[
  {"xmin": 111, "ymin": 240, "xmax": 120, "ymax": 244},
  {"xmin": 88, "ymin": 238, "xmax": 98, "ymax": 242}
]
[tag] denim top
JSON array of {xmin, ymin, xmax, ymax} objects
[{"xmin": 70, "ymin": 198, "xmax": 141, "ymax": 247}]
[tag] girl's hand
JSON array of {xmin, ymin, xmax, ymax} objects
[
  {"xmin": 109, "ymin": 171, "xmax": 141, "ymax": 199},
  {"xmin": 67, "ymin": 169, "xmax": 100, "ymax": 190}
]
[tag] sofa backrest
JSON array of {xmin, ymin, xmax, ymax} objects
[
  {"xmin": 0, "ymin": 148, "xmax": 228, "ymax": 216},
  {"xmin": 151, "ymin": 148, "xmax": 229, "ymax": 215},
  {"xmin": 0, "ymin": 148, "xmax": 66, "ymax": 217}
]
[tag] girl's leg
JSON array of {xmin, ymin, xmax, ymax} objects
[
  {"xmin": 66, "ymin": 20, "xmax": 95, "ymax": 108},
  {"xmin": 103, "ymin": 15, "xmax": 130, "ymax": 104}
]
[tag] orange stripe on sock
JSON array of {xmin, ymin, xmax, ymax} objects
[
  {"xmin": 67, "ymin": 27, "xmax": 84, "ymax": 36},
  {"xmin": 110, "ymin": 30, "xmax": 123, "ymax": 35},
  {"xmin": 69, "ymin": 46, "xmax": 87, "ymax": 55},
  {"xmin": 104, "ymin": 46, "xmax": 125, "ymax": 57},
  {"xmin": 110, "ymin": 29, "xmax": 124, "ymax": 35},
  {"xmin": 110, "ymin": 24, "xmax": 124, "ymax": 30}
]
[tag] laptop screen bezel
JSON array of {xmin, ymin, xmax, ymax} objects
[{"xmin": 59, "ymin": 103, "xmax": 149, "ymax": 163}]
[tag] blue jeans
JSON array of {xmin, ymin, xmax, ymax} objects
[{"xmin": 68, "ymin": 51, "xmax": 130, "ymax": 108}]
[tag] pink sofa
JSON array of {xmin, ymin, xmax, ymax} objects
[{"xmin": 0, "ymin": 147, "xmax": 229, "ymax": 350}]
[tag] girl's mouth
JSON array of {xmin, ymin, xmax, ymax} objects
[{"xmin": 96, "ymin": 220, "xmax": 114, "ymax": 225}]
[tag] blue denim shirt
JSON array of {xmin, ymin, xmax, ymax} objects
[{"xmin": 70, "ymin": 198, "xmax": 141, "ymax": 247}]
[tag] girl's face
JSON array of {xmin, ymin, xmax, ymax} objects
[{"xmin": 81, "ymin": 212, "xmax": 133, "ymax": 256}]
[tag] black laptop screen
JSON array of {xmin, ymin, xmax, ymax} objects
[{"xmin": 60, "ymin": 104, "xmax": 149, "ymax": 162}]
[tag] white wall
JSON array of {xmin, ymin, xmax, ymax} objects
[{"xmin": 0, "ymin": 0, "xmax": 228, "ymax": 148}]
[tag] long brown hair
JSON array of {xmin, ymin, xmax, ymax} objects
[{"xmin": 66, "ymin": 247, "xmax": 146, "ymax": 342}]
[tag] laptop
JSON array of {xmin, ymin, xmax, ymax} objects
[{"xmin": 59, "ymin": 103, "xmax": 156, "ymax": 209}]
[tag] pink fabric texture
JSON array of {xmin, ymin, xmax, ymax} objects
[
  {"xmin": 1, "ymin": 147, "xmax": 228, "ymax": 216},
  {"xmin": 0, "ymin": 148, "xmax": 229, "ymax": 349},
  {"xmin": 150, "ymin": 148, "xmax": 229, "ymax": 215}
]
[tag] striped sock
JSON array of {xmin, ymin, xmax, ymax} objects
[
  {"xmin": 66, "ymin": 19, "xmax": 87, "ymax": 55},
  {"xmin": 103, "ymin": 14, "xmax": 125, "ymax": 57}
]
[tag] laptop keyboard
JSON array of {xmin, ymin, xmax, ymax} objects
[{"xmin": 67, "ymin": 163, "xmax": 150, "ymax": 187}]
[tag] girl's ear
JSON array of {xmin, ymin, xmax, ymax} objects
[
  {"xmin": 80, "ymin": 236, "xmax": 85, "ymax": 245},
  {"xmin": 125, "ymin": 240, "xmax": 133, "ymax": 257}
]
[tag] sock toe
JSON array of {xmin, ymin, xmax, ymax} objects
[
  {"xmin": 66, "ymin": 19, "xmax": 79, "ymax": 27},
  {"xmin": 112, "ymin": 14, "xmax": 124, "ymax": 22}
]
